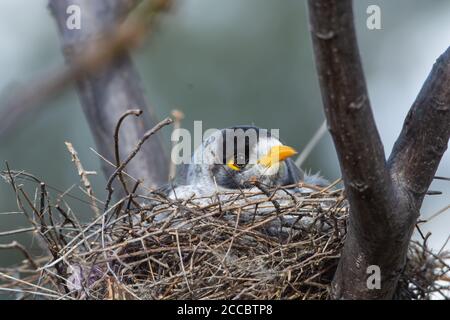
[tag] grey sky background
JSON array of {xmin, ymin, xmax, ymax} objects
[{"xmin": 0, "ymin": 0, "xmax": 449, "ymax": 268}]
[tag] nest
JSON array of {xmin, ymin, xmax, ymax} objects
[{"xmin": 1, "ymin": 168, "xmax": 449, "ymax": 300}]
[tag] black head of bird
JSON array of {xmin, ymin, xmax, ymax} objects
[{"xmin": 181, "ymin": 126, "xmax": 302, "ymax": 191}]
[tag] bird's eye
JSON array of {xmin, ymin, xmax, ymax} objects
[
  {"xmin": 227, "ymin": 159, "xmax": 242, "ymax": 171},
  {"xmin": 227, "ymin": 157, "xmax": 246, "ymax": 171},
  {"xmin": 227, "ymin": 161, "xmax": 240, "ymax": 171}
]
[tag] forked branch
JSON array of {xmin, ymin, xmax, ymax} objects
[{"xmin": 307, "ymin": 0, "xmax": 450, "ymax": 299}]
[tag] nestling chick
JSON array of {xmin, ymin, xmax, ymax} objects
[{"xmin": 166, "ymin": 126, "xmax": 326, "ymax": 200}]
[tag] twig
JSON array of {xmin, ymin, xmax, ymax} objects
[
  {"xmin": 104, "ymin": 117, "xmax": 173, "ymax": 211},
  {"xmin": 0, "ymin": 227, "xmax": 36, "ymax": 237},
  {"xmin": 0, "ymin": 242, "xmax": 38, "ymax": 269},
  {"xmin": 0, "ymin": 0, "xmax": 170, "ymax": 137},
  {"xmin": 426, "ymin": 204, "xmax": 450, "ymax": 222},
  {"xmin": 113, "ymin": 109, "xmax": 143, "ymax": 196},
  {"xmin": 65, "ymin": 142, "xmax": 100, "ymax": 217},
  {"xmin": 169, "ymin": 109, "xmax": 185, "ymax": 180},
  {"xmin": 174, "ymin": 230, "xmax": 192, "ymax": 294},
  {"xmin": 295, "ymin": 120, "xmax": 328, "ymax": 168}
]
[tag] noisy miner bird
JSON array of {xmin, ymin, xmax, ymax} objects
[{"xmin": 165, "ymin": 125, "xmax": 326, "ymax": 201}]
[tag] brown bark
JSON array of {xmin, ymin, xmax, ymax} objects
[{"xmin": 308, "ymin": 0, "xmax": 449, "ymax": 299}]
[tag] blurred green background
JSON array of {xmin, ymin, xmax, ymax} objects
[{"xmin": 0, "ymin": 0, "xmax": 449, "ymax": 278}]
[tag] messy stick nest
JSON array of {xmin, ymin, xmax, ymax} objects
[
  {"xmin": 1, "ymin": 170, "xmax": 449, "ymax": 300},
  {"xmin": 0, "ymin": 117, "xmax": 449, "ymax": 300}
]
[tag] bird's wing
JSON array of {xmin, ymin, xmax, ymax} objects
[
  {"xmin": 284, "ymin": 158, "xmax": 303, "ymax": 184},
  {"xmin": 303, "ymin": 171, "xmax": 330, "ymax": 186},
  {"xmin": 285, "ymin": 158, "xmax": 329, "ymax": 187},
  {"xmin": 173, "ymin": 163, "xmax": 190, "ymax": 185}
]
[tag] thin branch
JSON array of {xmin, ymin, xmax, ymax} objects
[
  {"xmin": 65, "ymin": 142, "xmax": 100, "ymax": 217},
  {"xmin": 0, "ymin": 242, "xmax": 38, "ymax": 270},
  {"xmin": 113, "ymin": 109, "xmax": 143, "ymax": 196},
  {"xmin": 295, "ymin": 120, "xmax": 327, "ymax": 168},
  {"xmin": 104, "ymin": 117, "xmax": 173, "ymax": 211},
  {"xmin": 169, "ymin": 109, "xmax": 185, "ymax": 180},
  {"xmin": 0, "ymin": 0, "xmax": 141, "ymax": 138},
  {"xmin": 0, "ymin": 227, "xmax": 36, "ymax": 237}
]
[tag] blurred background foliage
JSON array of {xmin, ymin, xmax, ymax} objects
[{"xmin": 0, "ymin": 0, "xmax": 449, "ymax": 272}]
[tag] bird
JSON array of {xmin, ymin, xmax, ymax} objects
[
  {"xmin": 164, "ymin": 125, "xmax": 326, "ymax": 201},
  {"xmin": 144, "ymin": 125, "xmax": 329, "ymax": 233}
]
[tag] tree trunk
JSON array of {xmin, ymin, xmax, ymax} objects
[
  {"xmin": 49, "ymin": 0, "xmax": 169, "ymax": 190},
  {"xmin": 307, "ymin": 0, "xmax": 449, "ymax": 299}
]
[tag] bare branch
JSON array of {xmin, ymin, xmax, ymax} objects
[
  {"xmin": 295, "ymin": 120, "xmax": 327, "ymax": 168},
  {"xmin": 113, "ymin": 109, "xmax": 143, "ymax": 196},
  {"xmin": 0, "ymin": 0, "xmax": 142, "ymax": 137},
  {"xmin": 65, "ymin": 141, "xmax": 100, "ymax": 217},
  {"xmin": 0, "ymin": 241, "xmax": 38, "ymax": 270},
  {"xmin": 104, "ymin": 117, "xmax": 173, "ymax": 211},
  {"xmin": 306, "ymin": 0, "xmax": 449, "ymax": 299},
  {"xmin": 169, "ymin": 110, "xmax": 185, "ymax": 180},
  {"xmin": 389, "ymin": 48, "xmax": 450, "ymax": 204}
]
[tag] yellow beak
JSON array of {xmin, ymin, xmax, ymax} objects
[{"xmin": 258, "ymin": 145, "xmax": 297, "ymax": 168}]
